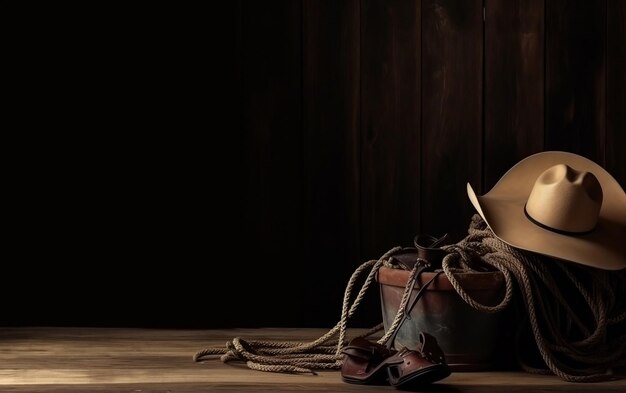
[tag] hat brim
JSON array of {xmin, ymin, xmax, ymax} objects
[{"xmin": 467, "ymin": 151, "xmax": 626, "ymax": 270}]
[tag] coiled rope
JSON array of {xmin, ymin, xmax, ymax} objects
[
  {"xmin": 194, "ymin": 214, "xmax": 626, "ymax": 382},
  {"xmin": 446, "ymin": 215, "xmax": 626, "ymax": 382}
]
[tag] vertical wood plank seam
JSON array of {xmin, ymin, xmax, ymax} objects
[
  {"xmin": 419, "ymin": 0, "xmax": 423, "ymax": 234},
  {"xmin": 418, "ymin": 2, "xmax": 423, "ymax": 233},
  {"xmin": 418, "ymin": 0, "xmax": 422, "ymax": 234},
  {"xmin": 356, "ymin": 0, "xmax": 361, "ymax": 265},
  {"xmin": 604, "ymin": 0, "xmax": 608, "ymax": 168},
  {"xmin": 481, "ymin": 0, "xmax": 486, "ymax": 194},
  {"xmin": 299, "ymin": 0, "xmax": 305, "ymax": 256},
  {"xmin": 541, "ymin": 0, "xmax": 548, "ymax": 150},
  {"xmin": 358, "ymin": 0, "xmax": 363, "ymax": 263}
]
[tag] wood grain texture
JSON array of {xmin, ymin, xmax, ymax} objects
[
  {"xmin": 421, "ymin": 0, "xmax": 483, "ymax": 241},
  {"xmin": 360, "ymin": 0, "xmax": 422, "ymax": 259},
  {"xmin": 301, "ymin": 0, "xmax": 361, "ymax": 326},
  {"xmin": 545, "ymin": 0, "xmax": 606, "ymax": 164},
  {"xmin": 606, "ymin": 0, "xmax": 626, "ymax": 189},
  {"xmin": 358, "ymin": 0, "xmax": 423, "ymax": 328},
  {"xmin": 484, "ymin": 0, "xmax": 544, "ymax": 189},
  {"xmin": 0, "ymin": 328, "xmax": 624, "ymax": 392}
]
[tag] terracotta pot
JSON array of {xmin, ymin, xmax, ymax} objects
[{"xmin": 376, "ymin": 265, "xmax": 510, "ymax": 371}]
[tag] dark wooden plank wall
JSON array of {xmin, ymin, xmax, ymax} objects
[
  {"xmin": 421, "ymin": 0, "xmax": 483, "ymax": 240},
  {"xmin": 300, "ymin": 0, "xmax": 361, "ymax": 326},
  {"xmin": 484, "ymin": 0, "xmax": 544, "ymax": 189},
  {"xmin": 359, "ymin": 0, "xmax": 422, "ymax": 324},
  {"xmin": 360, "ymin": 0, "xmax": 422, "ymax": 263},
  {"xmin": 208, "ymin": 0, "xmax": 625, "ymax": 329},
  {"xmin": 546, "ymin": 0, "xmax": 606, "ymax": 163},
  {"xmin": 607, "ymin": 0, "xmax": 626, "ymax": 185},
  {"xmin": 5, "ymin": 1, "xmax": 624, "ymax": 329}
]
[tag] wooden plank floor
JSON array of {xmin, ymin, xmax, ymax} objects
[{"xmin": 0, "ymin": 327, "xmax": 624, "ymax": 392}]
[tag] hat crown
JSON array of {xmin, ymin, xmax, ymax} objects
[{"xmin": 525, "ymin": 164, "xmax": 603, "ymax": 233}]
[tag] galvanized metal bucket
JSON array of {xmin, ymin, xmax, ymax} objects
[{"xmin": 377, "ymin": 265, "xmax": 509, "ymax": 371}]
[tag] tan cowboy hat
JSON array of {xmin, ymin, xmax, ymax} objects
[{"xmin": 467, "ymin": 151, "xmax": 626, "ymax": 270}]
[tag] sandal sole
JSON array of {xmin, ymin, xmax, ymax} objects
[{"xmin": 388, "ymin": 363, "xmax": 451, "ymax": 389}]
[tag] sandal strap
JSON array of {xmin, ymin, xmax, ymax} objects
[{"xmin": 419, "ymin": 332, "xmax": 447, "ymax": 365}]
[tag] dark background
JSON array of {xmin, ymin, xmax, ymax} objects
[{"xmin": 3, "ymin": 0, "xmax": 624, "ymax": 329}]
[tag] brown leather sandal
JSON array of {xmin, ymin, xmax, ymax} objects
[
  {"xmin": 385, "ymin": 332, "xmax": 451, "ymax": 389},
  {"xmin": 340, "ymin": 337, "xmax": 397, "ymax": 385},
  {"xmin": 342, "ymin": 242, "xmax": 451, "ymax": 387}
]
